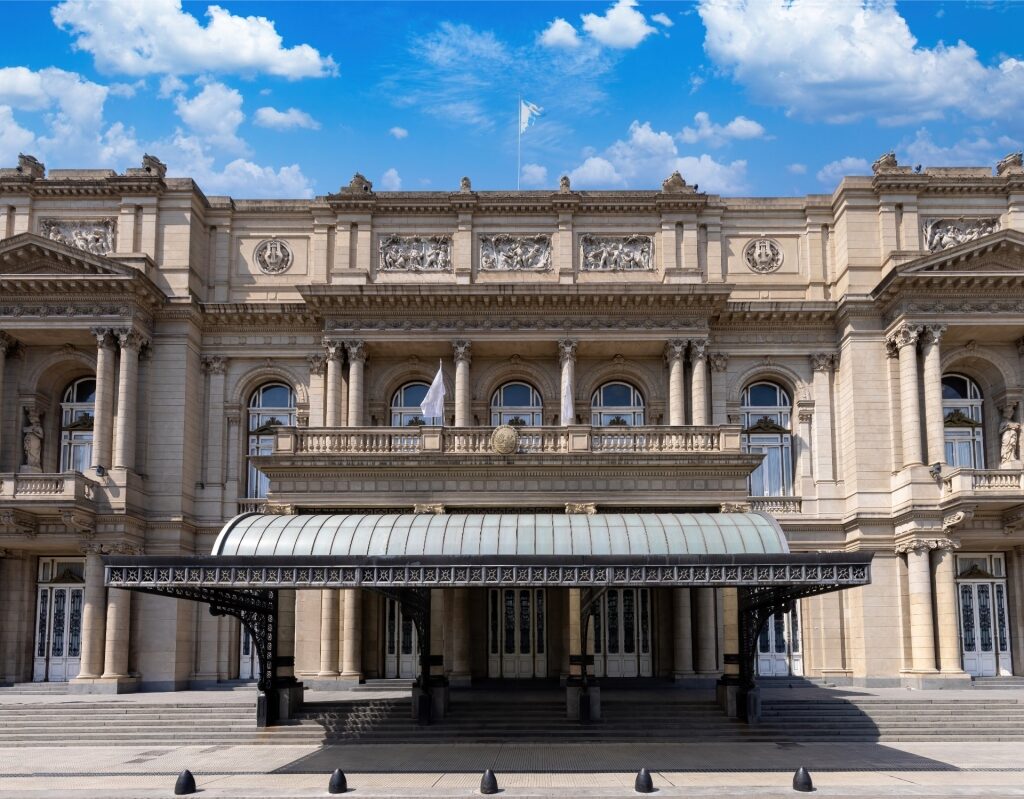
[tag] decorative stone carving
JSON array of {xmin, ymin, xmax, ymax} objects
[
  {"xmin": 379, "ymin": 235, "xmax": 452, "ymax": 273},
  {"xmin": 22, "ymin": 410, "xmax": 43, "ymax": 471},
  {"xmin": 664, "ymin": 339, "xmax": 686, "ymax": 364},
  {"xmin": 17, "ymin": 154, "xmax": 45, "ymax": 179},
  {"xmin": 254, "ymin": 239, "xmax": 293, "ymax": 275},
  {"xmin": 0, "ymin": 510, "xmax": 37, "ymax": 537},
  {"xmin": 922, "ymin": 218, "xmax": 999, "ymax": 252},
  {"xmin": 887, "ymin": 323, "xmax": 921, "ymax": 351},
  {"xmin": 40, "ymin": 218, "xmax": 116, "ymax": 255},
  {"xmin": 306, "ymin": 354, "xmax": 326, "ymax": 377},
  {"xmin": 720, "ymin": 502, "xmax": 751, "ymax": 513},
  {"xmin": 558, "ymin": 338, "xmax": 577, "ymax": 364},
  {"xmin": 871, "ymin": 151, "xmax": 899, "ymax": 174},
  {"xmin": 116, "ymin": 328, "xmax": 148, "ymax": 352},
  {"xmin": 999, "ymin": 414, "xmax": 1021, "ymax": 467},
  {"xmin": 661, "ymin": 171, "xmax": 688, "ymax": 193},
  {"xmin": 579, "ymin": 234, "xmax": 653, "ymax": 272},
  {"xmin": 452, "ymin": 340, "xmax": 472, "ymax": 364},
  {"xmin": 894, "ymin": 537, "xmax": 960, "ymax": 554},
  {"xmin": 709, "ymin": 352, "xmax": 729, "ymax": 373},
  {"xmin": 996, "ymin": 151, "xmax": 1024, "ymax": 177},
  {"xmin": 565, "ymin": 502, "xmax": 597, "ymax": 515},
  {"xmin": 943, "ymin": 507, "xmax": 974, "ymax": 535},
  {"xmin": 342, "ymin": 172, "xmax": 373, "ymax": 194},
  {"xmin": 141, "ymin": 154, "xmax": 167, "ymax": 178},
  {"xmin": 798, "ymin": 409, "xmax": 813, "ymax": 424},
  {"xmin": 479, "ymin": 235, "xmax": 551, "ymax": 272},
  {"xmin": 459, "ymin": 176, "xmax": 472, "ymax": 193},
  {"xmin": 559, "ymin": 175, "xmax": 571, "ymax": 193},
  {"xmin": 62, "ymin": 511, "xmax": 94, "ymax": 538},
  {"xmin": 689, "ymin": 339, "xmax": 707, "ymax": 361},
  {"xmin": 490, "ymin": 424, "xmax": 519, "ymax": 455},
  {"xmin": 344, "ymin": 339, "xmax": 366, "ymax": 364},
  {"xmin": 743, "ymin": 238, "xmax": 784, "ymax": 273},
  {"xmin": 265, "ymin": 503, "xmax": 296, "ymax": 515},
  {"xmin": 810, "ymin": 353, "xmax": 837, "ymax": 373},
  {"xmin": 413, "ymin": 503, "xmax": 445, "ymax": 514}
]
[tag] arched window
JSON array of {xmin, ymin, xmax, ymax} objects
[
  {"xmin": 391, "ymin": 382, "xmax": 441, "ymax": 427},
  {"xmin": 741, "ymin": 381, "xmax": 793, "ymax": 496},
  {"xmin": 943, "ymin": 374, "xmax": 984, "ymax": 468},
  {"xmin": 591, "ymin": 382, "xmax": 645, "ymax": 427},
  {"xmin": 491, "ymin": 381, "xmax": 543, "ymax": 426},
  {"xmin": 247, "ymin": 383, "xmax": 295, "ymax": 500},
  {"xmin": 60, "ymin": 377, "xmax": 96, "ymax": 472}
]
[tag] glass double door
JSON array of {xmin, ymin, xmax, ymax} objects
[
  {"xmin": 239, "ymin": 626, "xmax": 261, "ymax": 680},
  {"xmin": 756, "ymin": 606, "xmax": 803, "ymax": 677},
  {"xmin": 33, "ymin": 585, "xmax": 84, "ymax": 682},
  {"xmin": 591, "ymin": 588, "xmax": 652, "ymax": 678},
  {"xmin": 488, "ymin": 589, "xmax": 547, "ymax": 678},
  {"xmin": 958, "ymin": 581, "xmax": 1012, "ymax": 677},
  {"xmin": 384, "ymin": 598, "xmax": 419, "ymax": 679}
]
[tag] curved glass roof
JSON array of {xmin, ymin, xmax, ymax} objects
[{"xmin": 212, "ymin": 512, "xmax": 789, "ymax": 559}]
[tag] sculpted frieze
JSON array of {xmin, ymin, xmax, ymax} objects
[
  {"xmin": 579, "ymin": 234, "xmax": 653, "ymax": 272},
  {"xmin": 40, "ymin": 218, "xmax": 116, "ymax": 256},
  {"xmin": 743, "ymin": 238, "xmax": 784, "ymax": 273},
  {"xmin": 923, "ymin": 218, "xmax": 999, "ymax": 252},
  {"xmin": 379, "ymin": 235, "xmax": 452, "ymax": 273},
  {"xmin": 0, "ymin": 303, "xmax": 131, "ymax": 318},
  {"xmin": 327, "ymin": 317, "xmax": 703, "ymax": 334},
  {"xmin": 479, "ymin": 234, "xmax": 552, "ymax": 272}
]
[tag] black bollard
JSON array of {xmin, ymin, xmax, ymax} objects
[
  {"xmin": 480, "ymin": 768, "xmax": 499, "ymax": 795},
  {"xmin": 173, "ymin": 769, "xmax": 197, "ymax": 796},
  {"xmin": 634, "ymin": 767, "xmax": 655, "ymax": 794},
  {"xmin": 792, "ymin": 766, "xmax": 813, "ymax": 792},
  {"xmin": 328, "ymin": 768, "xmax": 348, "ymax": 794}
]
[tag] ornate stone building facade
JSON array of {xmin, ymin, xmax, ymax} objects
[{"xmin": 1, "ymin": 151, "xmax": 1023, "ymax": 693}]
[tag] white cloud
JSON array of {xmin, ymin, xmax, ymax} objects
[
  {"xmin": 688, "ymin": 75, "xmax": 704, "ymax": 94},
  {"xmin": 651, "ymin": 12, "xmax": 673, "ymax": 27},
  {"xmin": 51, "ymin": 0, "xmax": 337, "ymax": 80},
  {"xmin": 540, "ymin": 18, "xmax": 581, "ymax": 49},
  {"xmin": 787, "ymin": 163, "xmax": 807, "ymax": 175},
  {"xmin": 389, "ymin": 126, "xmax": 409, "ymax": 139},
  {"xmin": 900, "ymin": 127, "xmax": 1021, "ymax": 168},
  {"xmin": 0, "ymin": 106, "xmax": 36, "ymax": 165},
  {"xmin": 174, "ymin": 82, "xmax": 246, "ymax": 152},
  {"xmin": 158, "ymin": 75, "xmax": 187, "ymax": 98},
  {"xmin": 108, "ymin": 79, "xmax": 145, "ymax": 98},
  {"xmin": 581, "ymin": 0, "xmax": 656, "ymax": 49},
  {"xmin": 520, "ymin": 163, "xmax": 548, "ymax": 186},
  {"xmin": 678, "ymin": 111, "xmax": 765, "ymax": 147},
  {"xmin": 380, "ymin": 167, "xmax": 402, "ymax": 191},
  {"xmin": 253, "ymin": 106, "xmax": 320, "ymax": 131},
  {"xmin": 417, "ymin": 22, "xmax": 509, "ymax": 68},
  {"xmin": 816, "ymin": 156, "xmax": 870, "ymax": 185},
  {"xmin": 570, "ymin": 120, "xmax": 749, "ymax": 192},
  {"xmin": 698, "ymin": 0, "xmax": 1024, "ymax": 124}
]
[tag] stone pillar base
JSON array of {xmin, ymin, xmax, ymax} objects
[
  {"xmin": 338, "ymin": 671, "xmax": 364, "ymax": 683},
  {"xmin": 566, "ymin": 681, "xmax": 601, "ymax": 721},
  {"xmin": 68, "ymin": 676, "xmax": 139, "ymax": 694},
  {"xmin": 900, "ymin": 668, "xmax": 971, "ymax": 689},
  {"xmin": 715, "ymin": 677, "xmax": 739, "ymax": 718}
]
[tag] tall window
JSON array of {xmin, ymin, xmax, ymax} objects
[
  {"xmin": 591, "ymin": 382, "xmax": 645, "ymax": 427},
  {"xmin": 491, "ymin": 382, "xmax": 543, "ymax": 426},
  {"xmin": 391, "ymin": 382, "xmax": 441, "ymax": 426},
  {"xmin": 247, "ymin": 383, "xmax": 295, "ymax": 499},
  {"xmin": 741, "ymin": 381, "xmax": 793, "ymax": 496},
  {"xmin": 943, "ymin": 374, "xmax": 984, "ymax": 468},
  {"xmin": 60, "ymin": 377, "xmax": 95, "ymax": 472}
]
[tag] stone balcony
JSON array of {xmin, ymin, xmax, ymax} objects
[
  {"xmin": 0, "ymin": 472, "xmax": 99, "ymax": 537},
  {"xmin": 941, "ymin": 467, "xmax": 1024, "ymax": 511}
]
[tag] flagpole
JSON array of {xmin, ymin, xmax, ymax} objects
[{"xmin": 517, "ymin": 93, "xmax": 521, "ymax": 191}]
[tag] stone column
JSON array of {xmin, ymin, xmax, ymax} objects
[
  {"xmin": 665, "ymin": 339, "xmax": 686, "ymax": 426},
  {"xmin": 709, "ymin": 353, "xmax": 729, "ymax": 425},
  {"xmin": 341, "ymin": 589, "xmax": 362, "ymax": 680},
  {"xmin": 933, "ymin": 539, "xmax": 964, "ymax": 673},
  {"xmin": 306, "ymin": 354, "xmax": 326, "ymax": 427},
  {"xmin": 690, "ymin": 339, "xmax": 709, "ymax": 425},
  {"xmin": 921, "ymin": 325, "xmax": 948, "ymax": 467},
  {"xmin": 450, "ymin": 588, "xmax": 471, "ymax": 684},
  {"xmin": 889, "ymin": 324, "xmax": 923, "ymax": 467},
  {"xmin": 113, "ymin": 330, "xmax": 146, "ymax": 471},
  {"xmin": 558, "ymin": 338, "xmax": 577, "ymax": 426},
  {"xmin": 0, "ymin": 334, "xmax": 12, "ymax": 459},
  {"xmin": 344, "ymin": 340, "xmax": 366, "ymax": 427},
  {"xmin": 101, "ymin": 587, "xmax": 132, "ymax": 679},
  {"xmin": 672, "ymin": 587, "xmax": 694, "ymax": 678},
  {"xmin": 809, "ymin": 353, "xmax": 837, "ymax": 481},
  {"xmin": 319, "ymin": 589, "xmax": 340, "ymax": 676},
  {"xmin": 900, "ymin": 540, "xmax": 937, "ymax": 672},
  {"xmin": 76, "ymin": 545, "xmax": 107, "ymax": 679},
  {"xmin": 452, "ymin": 340, "xmax": 472, "ymax": 427},
  {"xmin": 694, "ymin": 587, "xmax": 718, "ymax": 673},
  {"xmin": 324, "ymin": 341, "xmax": 344, "ymax": 427},
  {"xmin": 90, "ymin": 328, "xmax": 117, "ymax": 471},
  {"xmin": 721, "ymin": 587, "xmax": 739, "ymax": 679}
]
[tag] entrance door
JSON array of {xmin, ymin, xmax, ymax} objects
[
  {"xmin": 33, "ymin": 558, "xmax": 85, "ymax": 683},
  {"xmin": 756, "ymin": 606, "xmax": 803, "ymax": 677},
  {"xmin": 384, "ymin": 598, "xmax": 418, "ymax": 679},
  {"xmin": 239, "ymin": 626, "xmax": 260, "ymax": 681},
  {"xmin": 488, "ymin": 589, "xmax": 547, "ymax": 678},
  {"xmin": 591, "ymin": 588, "xmax": 652, "ymax": 678},
  {"xmin": 959, "ymin": 582, "xmax": 1012, "ymax": 677}
]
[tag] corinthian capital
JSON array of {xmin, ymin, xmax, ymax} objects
[
  {"xmin": 116, "ymin": 328, "xmax": 148, "ymax": 352},
  {"xmin": 810, "ymin": 353, "xmax": 837, "ymax": 373},
  {"xmin": 923, "ymin": 324, "xmax": 947, "ymax": 347},
  {"xmin": 887, "ymin": 323, "xmax": 922, "ymax": 351},
  {"xmin": 558, "ymin": 338, "xmax": 577, "ymax": 365},
  {"xmin": 664, "ymin": 338, "xmax": 686, "ymax": 364},
  {"xmin": 709, "ymin": 352, "xmax": 729, "ymax": 373},
  {"xmin": 201, "ymin": 355, "xmax": 227, "ymax": 375},
  {"xmin": 688, "ymin": 338, "xmax": 708, "ymax": 361},
  {"xmin": 323, "ymin": 339, "xmax": 345, "ymax": 362},
  {"xmin": 452, "ymin": 339, "xmax": 472, "ymax": 364},
  {"xmin": 90, "ymin": 327, "xmax": 115, "ymax": 349},
  {"xmin": 344, "ymin": 339, "xmax": 366, "ymax": 364}
]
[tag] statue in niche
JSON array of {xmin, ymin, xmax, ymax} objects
[
  {"xmin": 1000, "ymin": 416, "xmax": 1021, "ymax": 467},
  {"xmin": 22, "ymin": 411, "xmax": 43, "ymax": 471}
]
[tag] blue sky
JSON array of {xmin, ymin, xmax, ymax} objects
[{"xmin": 1, "ymin": 0, "xmax": 1022, "ymax": 198}]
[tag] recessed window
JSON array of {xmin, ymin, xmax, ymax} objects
[
  {"xmin": 591, "ymin": 382, "xmax": 645, "ymax": 427},
  {"xmin": 942, "ymin": 374, "xmax": 984, "ymax": 469},
  {"xmin": 491, "ymin": 382, "xmax": 543, "ymax": 426},
  {"xmin": 741, "ymin": 381, "xmax": 793, "ymax": 497},
  {"xmin": 60, "ymin": 377, "xmax": 96, "ymax": 472},
  {"xmin": 247, "ymin": 382, "xmax": 295, "ymax": 499},
  {"xmin": 391, "ymin": 382, "xmax": 441, "ymax": 427}
]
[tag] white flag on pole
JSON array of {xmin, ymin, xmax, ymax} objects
[
  {"xmin": 519, "ymin": 99, "xmax": 543, "ymax": 134},
  {"xmin": 420, "ymin": 360, "xmax": 446, "ymax": 421}
]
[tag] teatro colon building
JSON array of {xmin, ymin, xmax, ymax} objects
[{"xmin": 0, "ymin": 150, "xmax": 1022, "ymax": 716}]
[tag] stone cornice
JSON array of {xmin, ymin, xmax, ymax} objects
[{"xmin": 0, "ymin": 173, "xmax": 167, "ymax": 198}]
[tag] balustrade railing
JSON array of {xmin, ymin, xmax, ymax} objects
[
  {"xmin": 748, "ymin": 497, "xmax": 803, "ymax": 514},
  {"xmin": 941, "ymin": 467, "xmax": 1024, "ymax": 496},
  {"xmin": 0, "ymin": 472, "xmax": 96, "ymax": 502}
]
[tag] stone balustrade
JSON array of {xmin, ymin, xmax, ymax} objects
[
  {"xmin": 941, "ymin": 467, "xmax": 1024, "ymax": 497},
  {"xmin": 747, "ymin": 497, "xmax": 803, "ymax": 515},
  {"xmin": 0, "ymin": 472, "xmax": 97, "ymax": 502}
]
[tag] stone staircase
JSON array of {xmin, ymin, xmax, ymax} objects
[{"xmin": 972, "ymin": 676, "xmax": 1024, "ymax": 689}]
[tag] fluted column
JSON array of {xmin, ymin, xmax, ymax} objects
[
  {"xmin": 76, "ymin": 545, "xmax": 107, "ymax": 679},
  {"xmin": 665, "ymin": 339, "xmax": 686, "ymax": 426},
  {"xmin": 690, "ymin": 339, "xmax": 709, "ymax": 425},
  {"xmin": 900, "ymin": 540, "xmax": 937, "ymax": 672},
  {"xmin": 889, "ymin": 324, "xmax": 923, "ymax": 467},
  {"xmin": 672, "ymin": 587, "xmax": 694, "ymax": 678},
  {"xmin": 921, "ymin": 325, "xmax": 948, "ymax": 467},
  {"xmin": 558, "ymin": 338, "xmax": 577, "ymax": 426},
  {"xmin": 319, "ymin": 589, "xmax": 340, "ymax": 676},
  {"xmin": 934, "ymin": 539, "xmax": 964, "ymax": 673},
  {"xmin": 90, "ymin": 329, "xmax": 117, "ymax": 471},
  {"xmin": 324, "ymin": 341, "xmax": 344, "ymax": 427},
  {"xmin": 453, "ymin": 340, "xmax": 472, "ymax": 427},
  {"xmin": 694, "ymin": 587, "xmax": 718, "ymax": 673},
  {"xmin": 344, "ymin": 340, "xmax": 366, "ymax": 427},
  {"xmin": 341, "ymin": 588, "xmax": 363, "ymax": 680},
  {"xmin": 101, "ymin": 586, "xmax": 132, "ymax": 678},
  {"xmin": 113, "ymin": 329, "xmax": 146, "ymax": 471}
]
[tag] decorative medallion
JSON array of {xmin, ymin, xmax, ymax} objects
[
  {"xmin": 40, "ymin": 219, "xmax": 116, "ymax": 256},
  {"xmin": 743, "ymin": 237, "xmax": 783, "ymax": 273},
  {"xmin": 579, "ymin": 234, "xmax": 653, "ymax": 271},
  {"xmin": 922, "ymin": 218, "xmax": 999, "ymax": 252},
  {"xmin": 490, "ymin": 424, "xmax": 519, "ymax": 455},
  {"xmin": 479, "ymin": 235, "xmax": 552, "ymax": 272},
  {"xmin": 379, "ymin": 235, "xmax": 452, "ymax": 272},
  {"xmin": 254, "ymin": 239, "xmax": 293, "ymax": 274}
]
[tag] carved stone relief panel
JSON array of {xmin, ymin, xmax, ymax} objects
[
  {"xmin": 479, "ymin": 234, "xmax": 552, "ymax": 272},
  {"xmin": 254, "ymin": 239, "xmax": 294, "ymax": 274},
  {"xmin": 378, "ymin": 235, "xmax": 452, "ymax": 272},
  {"xmin": 743, "ymin": 237, "xmax": 784, "ymax": 273},
  {"xmin": 579, "ymin": 234, "xmax": 654, "ymax": 272},
  {"xmin": 39, "ymin": 218, "xmax": 116, "ymax": 256},
  {"xmin": 922, "ymin": 218, "xmax": 999, "ymax": 252}
]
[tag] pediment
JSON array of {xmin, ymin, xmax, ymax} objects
[
  {"xmin": 0, "ymin": 233, "xmax": 134, "ymax": 278},
  {"xmin": 898, "ymin": 229, "xmax": 1024, "ymax": 276}
]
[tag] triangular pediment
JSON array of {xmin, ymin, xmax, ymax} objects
[
  {"xmin": 0, "ymin": 233, "xmax": 134, "ymax": 278},
  {"xmin": 898, "ymin": 229, "xmax": 1024, "ymax": 276}
]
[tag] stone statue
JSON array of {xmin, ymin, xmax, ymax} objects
[
  {"xmin": 661, "ymin": 171, "xmax": 687, "ymax": 193},
  {"xmin": 460, "ymin": 176, "xmax": 472, "ymax": 192},
  {"xmin": 141, "ymin": 154, "xmax": 167, "ymax": 178},
  {"xmin": 23, "ymin": 411, "xmax": 43, "ymax": 471},
  {"xmin": 996, "ymin": 151, "xmax": 1024, "ymax": 177},
  {"xmin": 559, "ymin": 175, "xmax": 571, "ymax": 193},
  {"xmin": 1000, "ymin": 419, "xmax": 1021, "ymax": 466},
  {"xmin": 343, "ymin": 172, "xmax": 373, "ymax": 194},
  {"xmin": 871, "ymin": 151, "xmax": 898, "ymax": 174},
  {"xmin": 17, "ymin": 153, "xmax": 45, "ymax": 179}
]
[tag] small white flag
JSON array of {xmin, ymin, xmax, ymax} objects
[
  {"xmin": 519, "ymin": 99, "xmax": 543, "ymax": 134},
  {"xmin": 420, "ymin": 360, "xmax": 446, "ymax": 421}
]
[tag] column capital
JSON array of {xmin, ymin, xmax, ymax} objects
[
  {"xmin": 90, "ymin": 327, "xmax": 116, "ymax": 349},
  {"xmin": 895, "ymin": 536, "xmax": 961, "ymax": 555},
  {"xmin": 922, "ymin": 323, "xmax": 948, "ymax": 347},
  {"xmin": 0, "ymin": 331, "xmax": 16, "ymax": 355},
  {"xmin": 201, "ymin": 355, "xmax": 227, "ymax": 375},
  {"xmin": 709, "ymin": 352, "xmax": 729, "ymax": 373},
  {"xmin": 79, "ymin": 541, "xmax": 108, "ymax": 555},
  {"xmin": 344, "ymin": 339, "xmax": 366, "ymax": 364},
  {"xmin": 688, "ymin": 338, "xmax": 708, "ymax": 360},
  {"xmin": 887, "ymin": 323, "xmax": 922, "ymax": 351},
  {"xmin": 558, "ymin": 337, "xmax": 577, "ymax": 364},
  {"xmin": 810, "ymin": 352, "xmax": 838, "ymax": 373},
  {"xmin": 452, "ymin": 339, "xmax": 472, "ymax": 364},
  {"xmin": 664, "ymin": 338, "xmax": 686, "ymax": 364},
  {"xmin": 323, "ymin": 339, "xmax": 345, "ymax": 361},
  {"xmin": 1017, "ymin": 336, "xmax": 1024, "ymax": 357},
  {"xmin": 115, "ymin": 328, "xmax": 148, "ymax": 352},
  {"xmin": 307, "ymin": 353, "xmax": 326, "ymax": 376}
]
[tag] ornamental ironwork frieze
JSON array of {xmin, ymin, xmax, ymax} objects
[
  {"xmin": 479, "ymin": 234, "xmax": 552, "ymax": 272},
  {"xmin": 579, "ymin": 234, "xmax": 653, "ymax": 272},
  {"xmin": 923, "ymin": 218, "xmax": 999, "ymax": 252},
  {"xmin": 39, "ymin": 218, "xmax": 116, "ymax": 256},
  {"xmin": 379, "ymin": 235, "xmax": 452, "ymax": 272}
]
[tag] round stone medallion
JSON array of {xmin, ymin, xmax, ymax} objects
[
  {"xmin": 254, "ymin": 239, "xmax": 293, "ymax": 275},
  {"xmin": 490, "ymin": 424, "xmax": 519, "ymax": 455},
  {"xmin": 743, "ymin": 237, "xmax": 783, "ymax": 273}
]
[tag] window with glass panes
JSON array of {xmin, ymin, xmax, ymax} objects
[
  {"xmin": 942, "ymin": 374, "xmax": 984, "ymax": 468},
  {"xmin": 741, "ymin": 381, "xmax": 794, "ymax": 496},
  {"xmin": 591, "ymin": 382, "xmax": 645, "ymax": 426},
  {"xmin": 247, "ymin": 383, "xmax": 295, "ymax": 499},
  {"xmin": 490, "ymin": 382, "xmax": 543, "ymax": 426},
  {"xmin": 391, "ymin": 382, "xmax": 441, "ymax": 426},
  {"xmin": 60, "ymin": 377, "xmax": 96, "ymax": 472}
]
